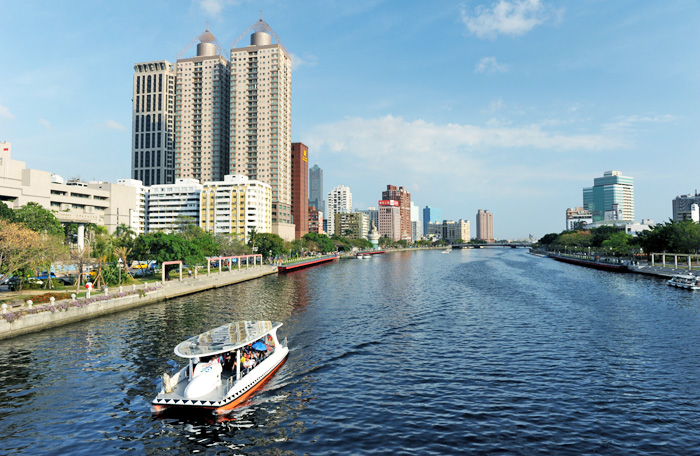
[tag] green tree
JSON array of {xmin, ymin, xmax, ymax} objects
[
  {"xmin": 0, "ymin": 202, "xmax": 15, "ymax": 221},
  {"xmin": 601, "ymin": 231, "xmax": 634, "ymax": 256},
  {"xmin": 537, "ymin": 233, "xmax": 559, "ymax": 246},
  {"xmin": 302, "ymin": 232, "xmax": 335, "ymax": 253},
  {"xmin": 215, "ymin": 233, "xmax": 250, "ymax": 256},
  {"xmin": 132, "ymin": 232, "xmax": 207, "ymax": 277},
  {"xmin": 14, "ymin": 202, "xmax": 64, "ymax": 236},
  {"xmin": 253, "ymin": 233, "xmax": 288, "ymax": 259}
]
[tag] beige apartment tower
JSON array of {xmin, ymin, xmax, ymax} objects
[
  {"xmin": 175, "ymin": 31, "xmax": 230, "ymax": 184},
  {"xmin": 476, "ymin": 209, "xmax": 494, "ymax": 243},
  {"xmin": 230, "ymin": 20, "xmax": 293, "ymax": 240}
]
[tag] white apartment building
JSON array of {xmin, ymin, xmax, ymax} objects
[
  {"xmin": 230, "ymin": 20, "xmax": 294, "ymax": 239},
  {"xmin": 132, "ymin": 60, "xmax": 176, "ymax": 186},
  {"xmin": 115, "ymin": 179, "xmax": 147, "ymax": 235},
  {"xmin": 175, "ymin": 32, "xmax": 230, "ymax": 183},
  {"xmin": 326, "ymin": 185, "xmax": 352, "ymax": 236},
  {"xmin": 200, "ymin": 175, "xmax": 272, "ymax": 239},
  {"xmin": 147, "ymin": 178, "xmax": 203, "ymax": 232}
]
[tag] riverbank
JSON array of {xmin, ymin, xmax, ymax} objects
[
  {"xmin": 0, "ymin": 265, "xmax": 277, "ymax": 341},
  {"xmin": 539, "ymin": 251, "xmax": 698, "ymax": 280}
]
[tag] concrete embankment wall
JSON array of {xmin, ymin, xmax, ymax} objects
[{"xmin": 0, "ymin": 266, "xmax": 277, "ymax": 341}]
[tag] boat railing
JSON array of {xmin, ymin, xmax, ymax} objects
[
  {"xmin": 224, "ymin": 374, "xmax": 236, "ymax": 392},
  {"xmin": 283, "ymin": 336, "xmax": 288, "ymax": 348}
]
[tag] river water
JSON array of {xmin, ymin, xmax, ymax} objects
[{"xmin": 2, "ymin": 249, "xmax": 700, "ymax": 455}]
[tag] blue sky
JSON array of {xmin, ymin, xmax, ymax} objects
[{"xmin": 2, "ymin": 0, "xmax": 699, "ymax": 239}]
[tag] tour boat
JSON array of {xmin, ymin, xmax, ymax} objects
[
  {"xmin": 152, "ymin": 321, "xmax": 288, "ymax": 415},
  {"xmin": 667, "ymin": 274, "xmax": 700, "ymax": 291}
]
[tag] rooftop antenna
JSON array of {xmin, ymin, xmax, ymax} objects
[{"xmin": 176, "ymin": 29, "xmax": 226, "ymax": 60}]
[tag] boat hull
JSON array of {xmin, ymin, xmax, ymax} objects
[{"xmin": 153, "ymin": 348, "xmax": 288, "ymax": 414}]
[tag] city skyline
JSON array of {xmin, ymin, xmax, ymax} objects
[{"xmin": 2, "ymin": 1, "xmax": 700, "ymax": 239}]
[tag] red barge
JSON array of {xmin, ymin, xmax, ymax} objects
[
  {"xmin": 549, "ymin": 254, "xmax": 629, "ymax": 272},
  {"xmin": 277, "ymin": 255, "xmax": 339, "ymax": 272}
]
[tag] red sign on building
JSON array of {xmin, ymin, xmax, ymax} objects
[{"xmin": 378, "ymin": 200, "xmax": 399, "ymax": 207}]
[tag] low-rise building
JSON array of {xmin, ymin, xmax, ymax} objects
[
  {"xmin": 308, "ymin": 206, "xmax": 323, "ymax": 234},
  {"xmin": 200, "ymin": 175, "xmax": 272, "ymax": 239},
  {"xmin": 673, "ymin": 192, "xmax": 700, "ymax": 222},
  {"xmin": 442, "ymin": 219, "xmax": 471, "ymax": 243},
  {"xmin": 0, "ymin": 142, "xmax": 143, "ymax": 238},
  {"xmin": 335, "ymin": 212, "xmax": 369, "ymax": 239},
  {"xmin": 147, "ymin": 178, "xmax": 202, "ymax": 232},
  {"xmin": 565, "ymin": 207, "xmax": 593, "ymax": 230}
]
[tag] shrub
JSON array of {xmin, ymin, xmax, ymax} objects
[{"xmin": 28, "ymin": 293, "xmax": 72, "ymax": 304}]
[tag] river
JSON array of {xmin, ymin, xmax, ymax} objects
[{"xmin": 1, "ymin": 249, "xmax": 700, "ymax": 455}]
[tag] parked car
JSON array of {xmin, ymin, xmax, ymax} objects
[
  {"xmin": 7, "ymin": 277, "xmax": 43, "ymax": 292},
  {"xmin": 34, "ymin": 272, "xmax": 73, "ymax": 286}
]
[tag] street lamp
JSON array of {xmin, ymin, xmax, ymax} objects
[{"xmin": 118, "ymin": 258, "xmax": 123, "ymax": 285}]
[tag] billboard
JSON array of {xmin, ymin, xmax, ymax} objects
[{"xmin": 378, "ymin": 200, "xmax": 399, "ymax": 207}]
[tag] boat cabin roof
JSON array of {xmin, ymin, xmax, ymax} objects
[
  {"xmin": 672, "ymin": 274, "xmax": 697, "ymax": 280},
  {"xmin": 174, "ymin": 321, "xmax": 282, "ymax": 358}
]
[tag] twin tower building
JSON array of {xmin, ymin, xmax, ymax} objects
[{"xmin": 131, "ymin": 21, "xmax": 295, "ymax": 238}]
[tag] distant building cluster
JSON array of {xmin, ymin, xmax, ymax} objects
[
  {"xmin": 0, "ymin": 20, "xmax": 509, "ymax": 246},
  {"xmin": 565, "ymin": 170, "xmax": 660, "ymax": 236}
]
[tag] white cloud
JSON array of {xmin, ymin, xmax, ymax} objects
[
  {"xmin": 103, "ymin": 120, "xmax": 126, "ymax": 131},
  {"xmin": 39, "ymin": 118, "xmax": 51, "ymax": 130},
  {"xmin": 475, "ymin": 57, "xmax": 509, "ymax": 74},
  {"xmin": 199, "ymin": 0, "xmax": 225, "ymax": 16},
  {"xmin": 0, "ymin": 105, "xmax": 14, "ymax": 121},
  {"xmin": 461, "ymin": 0, "xmax": 556, "ymax": 38},
  {"xmin": 604, "ymin": 114, "xmax": 676, "ymax": 132},
  {"xmin": 310, "ymin": 115, "xmax": 621, "ymax": 157},
  {"xmin": 290, "ymin": 53, "xmax": 318, "ymax": 70}
]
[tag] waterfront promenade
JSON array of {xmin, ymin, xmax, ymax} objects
[{"xmin": 0, "ymin": 264, "xmax": 277, "ymax": 341}]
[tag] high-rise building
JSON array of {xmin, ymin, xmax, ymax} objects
[
  {"xmin": 583, "ymin": 170, "xmax": 635, "ymax": 222},
  {"xmin": 672, "ymin": 192, "xmax": 700, "ymax": 222},
  {"xmin": 422, "ymin": 206, "xmax": 442, "ymax": 235},
  {"xmin": 309, "ymin": 164, "xmax": 324, "ymax": 217},
  {"xmin": 378, "ymin": 200, "xmax": 401, "ymax": 241},
  {"xmin": 230, "ymin": 20, "xmax": 294, "ymax": 240},
  {"xmin": 476, "ymin": 209, "xmax": 494, "ymax": 243},
  {"xmin": 410, "ymin": 202, "xmax": 422, "ymax": 241},
  {"xmin": 174, "ymin": 31, "xmax": 230, "ymax": 184},
  {"xmin": 291, "ymin": 143, "xmax": 309, "ymax": 239},
  {"xmin": 132, "ymin": 60, "xmax": 176, "ymax": 186},
  {"xmin": 382, "ymin": 185, "xmax": 411, "ymax": 241},
  {"xmin": 326, "ymin": 185, "xmax": 352, "ymax": 236}
]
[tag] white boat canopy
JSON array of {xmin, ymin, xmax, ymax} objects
[{"xmin": 174, "ymin": 321, "xmax": 283, "ymax": 358}]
